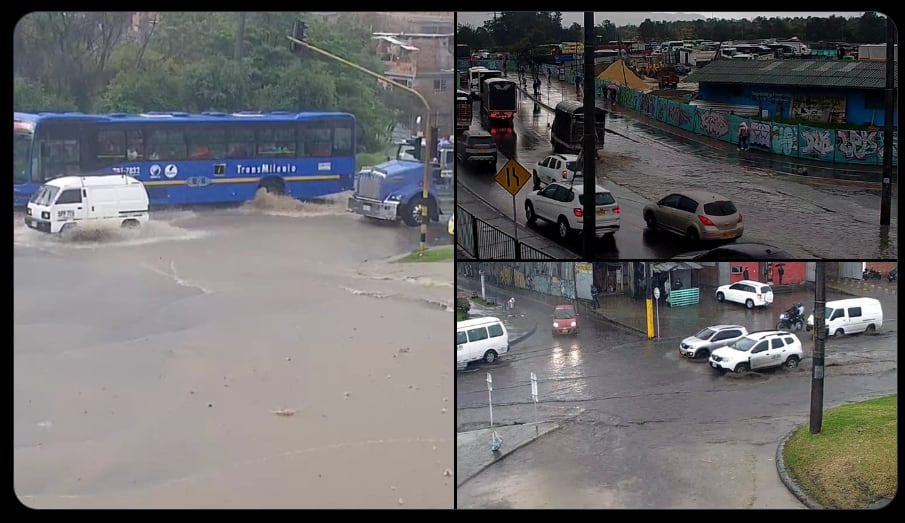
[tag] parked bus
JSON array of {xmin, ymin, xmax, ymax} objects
[
  {"xmin": 456, "ymin": 90, "xmax": 473, "ymax": 135},
  {"xmin": 480, "ymin": 78, "xmax": 518, "ymax": 129},
  {"xmin": 13, "ymin": 111, "xmax": 356, "ymax": 207},
  {"xmin": 550, "ymin": 101, "xmax": 607, "ymax": 154}
]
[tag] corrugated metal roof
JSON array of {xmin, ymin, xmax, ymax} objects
[
  {"xmin": 688, "ymin": 59, "xmax": 897, "ymax": 89},
  {"xmin": 372, "ymin": 35, "xmax": 419, "ymax": 51}
]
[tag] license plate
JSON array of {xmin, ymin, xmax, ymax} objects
[
  {"xmin": 561, "ymin": 329, "xmax": 569, "ymax": 333},
  {"xmin": 362, "ymin": 204, "xmax": 371, "ymax": 211},
  {"xmin": 596, "ymin": 209, "xmax": 605, "ymax": 216},
  {"xmin": 720, "ymin": 231, "xmax": 735, "ymax": 239}
]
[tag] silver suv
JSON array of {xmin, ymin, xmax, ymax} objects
[
  {"xmin": 679, "ymin": 324, "xmax": 748, "ymax": 359},
  {"xmin": 456, "ymin": 130, "xmax": 497, "ymax": 171}
]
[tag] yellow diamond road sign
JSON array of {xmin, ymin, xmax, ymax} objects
[{"xmin": 495, "ymin": 159, "xmax": 531, "ymax": 196}]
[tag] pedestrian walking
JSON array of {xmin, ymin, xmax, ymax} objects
[
  {"xmin": 743, "ymin": 267, "xmax": 750, "ymax": 280},
  {"xmin": 737, "ymin": 122, "xmax": 750, "ymax": 151},
  {"xmin": 777, "ymin": 264, "xmax": 785, "ymax": 285},
  {"xmin": 591, "ymin": 283, "xmax": 600, "ymax": 310},
  {"xmin": 508, "ymin": 297, "xmax": 516, "ymax": 311}
]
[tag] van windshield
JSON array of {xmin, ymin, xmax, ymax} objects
[{"xmin": 29, "ymin": 185, "xmax": 59, "ymax": 206}]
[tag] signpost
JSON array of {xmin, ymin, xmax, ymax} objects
[
  {"xmin": 653, "ymin": 287, "xmax": 661, "ymax": 340},
  {"xmin": 487, "ymin": 372, "xmax": 503, "ymax": 451},
  {"xmin": 530, "ymin": 372, "xmax": 539, "ymax": 436},
  {"xmin": 494, "ymin": 158, "xmax": 531, "ymax": 243}
]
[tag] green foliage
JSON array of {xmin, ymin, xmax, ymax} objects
[
  {"xmin": 14, "ymin": 11, "xmax": 398, "ymax": 153},
  {"xmin": 13, "ymin": 77, "xmax": 78, "ymax": 112}
]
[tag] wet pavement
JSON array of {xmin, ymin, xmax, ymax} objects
[
  {"xmin": 456, "ymin": 422, "xmax": 559, "ymax": 489},
  {"xmin": 14, "ymin": 193, "xmax": 454, "ymax": 509},
  {"xmin": 456, "ymin": 73, "xmax": 898, "ymax": 259},
  {"xmin": 455, "ymin": 272, "xmax": 897, "ymax": 508}
]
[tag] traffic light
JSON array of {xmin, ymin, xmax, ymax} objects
[{"xmin": 290, "ymin": 20, "xmax": 308, "ymax": 55}]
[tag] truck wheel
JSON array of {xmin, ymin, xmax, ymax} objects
[
  {"xmin": 402, "ymin": 198, "xmax": 428, "ymax": 227},
  {"xmin": 121, "ymin": 219, "xmax": 141, "ymax": 230},
  {"xmin": 59, "ymin": 223, "xmax": 77, "ymax": 240}
]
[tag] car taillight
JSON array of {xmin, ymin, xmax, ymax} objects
[
  {"xmin": 737, "ymin": 213, "xmax": 743, "ymax": 223},
  {"xmin": 490, "ymin": 128, "xmax": 497, "ymax": 135},
  {"xmin": 562, "ymin": 171, "xmax": 568, "ymax": 178},
  {"xmin": 698, "ymin": 215, "xmax": 715, "ymax": 226},
  {"xmin": 573, "ymin": 208, "xmax": 583, "ymax": 217},
  {"xmin": 612, "ymin": 206, "xmax": 621, "ymax": 214}
]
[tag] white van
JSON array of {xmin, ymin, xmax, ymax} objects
[
  {"xmin": 25, "ymin": 175, "xmax": 150, "ymax": 236},
  {"xmin": 806, "ymin": 297, "xmax": 883, "ymax": 336},
  {"xmin": 457, "ymin": 316, "xmax": 509, "ymax": 368}
]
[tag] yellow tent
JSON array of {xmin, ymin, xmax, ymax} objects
[{"xmin": 596, "ymin": 60, "xmax": 650, "ymax": 91}]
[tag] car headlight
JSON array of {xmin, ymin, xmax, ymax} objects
[
  {"xmin": 386, "ymin": 193, "xmax": 403, "ymax": 202},
  {"xmin": 42, "ymin": 211, "xmax": 50, "ymax": 220},
  {"xmin": 553, "ymin": 321, "xmax": 559, "ymax": 328},
  {"xmin": 570, "ymin": 321, "xmax": 576, "ymax": 327}
]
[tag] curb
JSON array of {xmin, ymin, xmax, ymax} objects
[
  {"xmin": 456, "ymin": 423, "xmax": 561, "ymax": 488},
  {"xmin": 776, "ymin": 427, "xmax": 825, "ymax": 509}
]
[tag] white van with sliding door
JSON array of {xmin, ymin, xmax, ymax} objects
[
  {"xmin": 457, "ymin": 316, "xmax": 509, "ymax": 368},
  {"xmin": 25, "ymin": 175, "xmax": 150, "ymax": 237},
  {"xmin": 806, "ymin": 297, "xmax": 883, "ymax": 336}
]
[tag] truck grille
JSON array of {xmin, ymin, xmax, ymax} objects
[{"xmin": 355, "ymin": 171, "xmax": 384, "ymax": 201}]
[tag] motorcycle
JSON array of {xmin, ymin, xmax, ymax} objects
[
  {"xmin": 863, "ymin": 268, "xmax": 882, "ymax": 280},
  {"xmin": 889, "ymin": 268, "xmax": 898, "ymax": 282},
  {"xmin": 777, "ymin": 303, "xmax": 805, "ymax": 331}
]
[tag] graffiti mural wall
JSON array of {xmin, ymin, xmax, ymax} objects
[{"xmin": 594, "ymin": 79, "xmax": 897, "ymax": 167}]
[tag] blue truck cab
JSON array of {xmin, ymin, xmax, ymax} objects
[{"xmin": 347, "ymin": 138, "xmax": 453, "ymax": 227}]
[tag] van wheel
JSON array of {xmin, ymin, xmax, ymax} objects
[
  {"xmin": 121, "ymin": 219, "xmax": 140, "ymax": 230},
  {"xmin": 483, "ymin": 350, "xmax": 498, "ymax": 364},
  {"xmin": 745, "ymin": 299, "xmax": 754, "ymax": 309},
  {"xmin": 59, "ymin": 223, "xmax": 77, "ymax": 240},
  {"xmin": 834, "ymin": 328, "xmax": 845, "ymax": 336},
  {"xmin": 785, "ymin": 356, "xmax": 800, "ymax": 368},
  {"xmin": 865, "ymin": 324, "xmax": 876, "ymax": 334}
]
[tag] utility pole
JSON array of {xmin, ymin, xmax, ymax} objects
[
  {"xmin": 809, "ymin": 261, "xmax": 827, "ymax": 433},
  {"xmin": 880, "ymin": 16, "xmax": 895, "ymax": 226},
  {"xmin": 235, "ymin": 12, "xmax": 246, "ymax": 61},
  {"xmin": 288, "ymin": 25, "xmax": 434, "ymax": 256},
  {"xmin": 581, "ymin": 11, "xmax": 596, "ymax": 259}
]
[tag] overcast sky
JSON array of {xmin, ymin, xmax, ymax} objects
[{"xmin": 457, "ymin": 12, "xmax": 867, "ymax": 27}]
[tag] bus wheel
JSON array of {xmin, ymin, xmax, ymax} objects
[{"xmin": 258, "ymin": 178, "xmax": 285, "ymax": 196}]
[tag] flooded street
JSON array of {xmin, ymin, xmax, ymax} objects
[{"xmin": 14, "ymin": 194, "xmax": 454, "ymax": 508}]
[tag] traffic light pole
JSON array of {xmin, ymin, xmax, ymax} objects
[{"xmin": 287, "ymin": 34, "xmax": 434, "ymax": 256}]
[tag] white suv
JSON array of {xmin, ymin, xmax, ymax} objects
[
  {"xmin": 709, "ymin": 331, "xmax": 803, "ymax": 374},
  {"xmin": 525, "ymin": 180, "xmax": 620, "ymax": 240},
  {"xmin": 679, "ymin": 324, "xmax": 748, "ymax": 359},
  {"xmin": 715, "ymin": 280, "xmax": 774, "ymax": 309},
  {"xmin": 532, "ymin": 154, "xmax": 580, "ymax": 189}
]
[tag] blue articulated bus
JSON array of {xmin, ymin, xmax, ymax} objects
[{"xmin": 14, "ymin": 111, "xmax": 357, "ymax": 207}]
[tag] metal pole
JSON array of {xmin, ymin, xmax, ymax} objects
[
  {"xmin": 512, "ymin": 194, "xmax": 518, "ymax": 242},
  {"xmin": 655, "ymin": 293, "xmax": 660, "ymax": 339},
  {"xmin": 287, "ymin": 35, "xmax": 433, "ymax": 255},
  {"xmin": 582, "ymin": 11, "xmax": 596, "ymax": 259},
  {"xmin": 809, "ymin": 262, "xmax": 827, "ymax": 433},
  {"xmin": 880, "ymin": 17, "xmax": 895, "ymax": 226}
]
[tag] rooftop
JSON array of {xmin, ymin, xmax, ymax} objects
[{"xmin": 689, "ymin": 59, "xmax": 897, "ymax": 89}]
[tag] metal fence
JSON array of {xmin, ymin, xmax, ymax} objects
[{"xmin": 455, "ymin": 205, "xmax": 555, "ymax": 260}]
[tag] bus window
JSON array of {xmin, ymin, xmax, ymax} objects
[
  {"xmin": 126, "ymin": 130, "xmax": 144, "ymax": 160},
  {"xmin": 40, "ymin": 139, "xmax": 80, "ymax": 180},
  {"xmin": 299, "ymin": 124, "xmax": 333, "ymax": 157},
  {"xmin": 332, "ymin": 121, "xmax": 353, "ymax": 156},
  {"xmin": 187, "ymin": 126, "xmax": 227, "ymax": 160},
  {"xmin": 227, "ymin": 127, "xmax": 255, "ymax": 158},
  {"xmin": 148, "ymin": 128, "xmax": 186, "ymax": 161},
  {"xmin": 97, "ymin": 130, "xmax": 126, "ymax": 161},
  {"xmin": 257, "ymin": 126, "xmax": 296, "ymax": 157},
  {"xmin": 14, "ymin": 132, "xmax": 32, "ymax": 184}
]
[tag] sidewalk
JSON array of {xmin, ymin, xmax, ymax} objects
[
  {"xmin": 514, "ymin": 72, "xmax": 890, "ymax": 188},
  {"xmin": 456, "ymin": 422, "xmax": 560, "ymax": 488}
]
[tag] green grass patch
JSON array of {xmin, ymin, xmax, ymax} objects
[
  {"xmin": 394, "ymin": 245, "xmax": 453, "ymax": 263},
  {"xmin": 456, "ymin": 310, "xmax": 468, "ymax": 321},
  {"xmin": 783, "ymin": 394, "xmax": 897, "ymax": 509}
]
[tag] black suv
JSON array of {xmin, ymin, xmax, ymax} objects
[{"xmin": 456, "ymin": 130, "xmax": 497, "ymax": 171}]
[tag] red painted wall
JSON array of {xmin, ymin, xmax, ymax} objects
[{"xmin": 728, "ymin": 262, "xmax": 807, "ymax": 285}]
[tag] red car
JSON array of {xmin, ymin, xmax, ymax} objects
[{"xmin": 552, "ymin": 304, "xmax": 578, "ymax": 335}]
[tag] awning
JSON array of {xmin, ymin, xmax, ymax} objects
[
  {"xmin": 371, "ymin": 35, "xmax": 419, "ymax": 51},
  {"xmin": 652, "ymin": 262, "xmax": 703, "ymax": 273}
]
